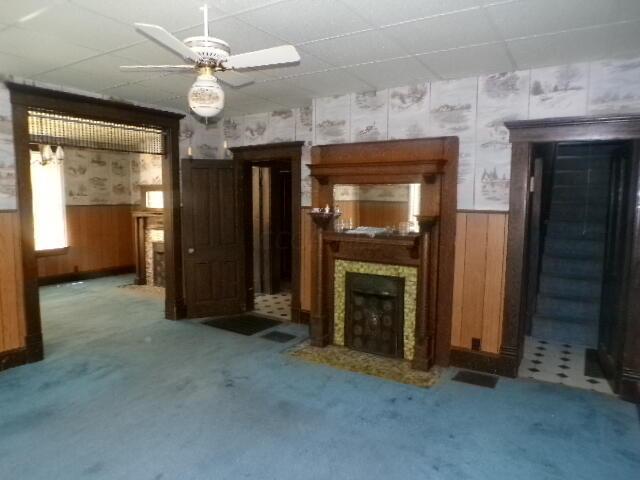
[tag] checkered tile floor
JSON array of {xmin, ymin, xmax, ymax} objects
[
  {"xmin": 253, "ymin": 292, "xmax": 291, "ymax": 321},
  {"xmin": 519, "ymin": 336, "xmax": 613, "ymax": 395}
]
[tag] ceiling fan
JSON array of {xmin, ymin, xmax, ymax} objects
[{"xmin": 120, "ymin": 5, "xmax": 300, "ymax": 117}]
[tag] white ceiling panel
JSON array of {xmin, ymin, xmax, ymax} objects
[
  {"xmin": 507, "ymin": 20, "xmax": 640, "ymax": 69},
  {"xmin": 0, "ymin": 51, "xmax": 57, "ymax": 77},
  {"xmin": 239, "ymin": 79, "xmax": 315, "ymax": 99},
  {"xmin": 0, "ymin": 26, "xmax": 98, "ymax": 68},
  {"xmin": 486, "ymin": 0, "xmax": 635, "ymax": 40},
  {"xmin": 34, "ymin": 67, "xmax": 133, "ymax": 92},
  {"xmin": 208, "ymin": 0, "xmax": 289, "ymax": 15},
  {"xmin": 255, "ymin": 52, "xmax": 331, "ymax": 78},
  {"xmin": 115, "ymin": 40, "xmax": 187, "ymax": 66},
  {"xmin": 133, "ymin": 73, "xmax": 196, "ymax": 96},
  {"xmin": 345, "ymin": 57, "xmax": 437, "ymax": 89},
  {"xmin": 238, "ymin": 0, "xmax": 371, "ymax": 44},
  {"xmin": 71, "ymin": 0, "xmax": 224, "ymax": 33},
  {"xmin": 0, "ymin": 0, "xmax": 62, "ymax": 25},
  {"xmin": 419, "ymin": 43, "xmax": 515, "ymax": 79},
  {"xmin": 280, "ymin": 69, "xmax": 373, "ymax": 96},
  {"xmin": 339, "ymin": 0, "xmax": 484, "ymax": 27},
  {"xmin": 300, "ymin": 30, "xmax": 407, "ymax": 67},
  {"xmin": 100, "ymin": 82, "xmax": 175, "ymax": 104},
  {"xmin": 177, "ymin": 17, "xmax": 285, "ymax": 55},
  {"xmin": 16, "ymin": 3, "xmax": 142, "ymax": 51},
  {"xmin": 383, "ymin": 8, "xmax": 501, "ymax": 55}
]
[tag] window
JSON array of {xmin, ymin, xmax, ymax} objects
[{"xmin": 30, "ymin": 147, "xmax": 68, "ymax": 251}]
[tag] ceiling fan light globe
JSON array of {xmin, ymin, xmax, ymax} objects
[{"xmin": 188, "ymin": 75, "xmax": 225, "ymax": 118}]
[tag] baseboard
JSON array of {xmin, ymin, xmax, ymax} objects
[
  {"xmin": 38, "ymin": 266, "xmax": 135, "ymax": 286},
  {"xmin": 619, "ymin": 368, "xmax": 640, "ymax": 404},
  {"xmin": 298, "ymin": 310, "xmax": 310, "ymax": 325},
  {"xmin": 449, "ymin": 347, "xmax": 519, "ymax": 377},
  {"xmin": 0, "ymin": 347, "xmax": 28, "ymax": 372}
]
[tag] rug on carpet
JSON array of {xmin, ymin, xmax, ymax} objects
[
  {"xmin": 288, "ymin": 341, "xmax": 439, "ymax": 388},
  {"xmin": 203, "ymin": 314, "xmax": 281, "ymax": 335}
]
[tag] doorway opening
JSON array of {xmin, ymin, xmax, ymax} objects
[
  {"xmin": 8, "ymin": 83, "xmax": 184, "ymax": 366},
  {"xmin": 251, "ymin": 164, "xmax": 293, "ymax": 321},
  {"xmin": 519, "ymin": 140, "xmax": 632, "ymax": 394}
]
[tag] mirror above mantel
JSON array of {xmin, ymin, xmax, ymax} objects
[{"xmin": 333, "ymin": 183, "xmax": 421, "ymax": 233}]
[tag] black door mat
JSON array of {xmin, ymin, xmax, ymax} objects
[
  {"xmin": 261, "ymin": 331, "xmax": 297, "ymax": 343},
  {"xmin": 584, "ymin": 348, "xmax": 606, "ymax": 379},
  {"xmin": 452, "ymin": 370, "xmax": 498, "ymax": 389},
  {"xmin": 203, "ymin": 314, "xmax": 280, "ymax": 336}
]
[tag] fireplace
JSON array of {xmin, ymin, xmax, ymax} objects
[{"xmin": 345, "ymin": 272, "xmax": 404, "ymax": 358}]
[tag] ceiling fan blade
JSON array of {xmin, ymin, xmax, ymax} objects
[
  {"xmin": 134, "ymin": 23, "xmax": 201, "ymax": 63},
  {"xmin": 120, "ymin": 65, "xmax": 195, "ymax": 72},
  {"xmin": 216, "ymin": 70, "xmax": 254, "ymax": 87},
  {"xmin": 225, "ymin": 45, "xmax": 300, "ymax": 70}
]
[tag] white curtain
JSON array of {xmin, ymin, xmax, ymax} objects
[{"xmin": 30, "ymin": 149, "xmax": 68, "ymax": 251}]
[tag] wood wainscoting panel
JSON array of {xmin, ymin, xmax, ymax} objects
[
  {"xmin": 300, "ymin": 207, "xmax": 312, "ymax": 313},
  {"xmin": 451, "ymin": 212, "xmax": 508, "ymax": 354},
  {"xmin": 37, "ymin": 205, "xmax": 135, "ymax": 280},
  {"xmin": 0, "ymin": 212, "xmax": 26, "ymax": 352}
]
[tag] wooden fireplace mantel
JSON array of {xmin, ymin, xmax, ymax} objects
[{"xmin": 309, "ymin": 137, "xmax": 458, "ymax": 368}]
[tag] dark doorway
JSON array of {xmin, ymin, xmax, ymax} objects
[
  {"xmin": 252, "ymin": 164, "xmax": 292, "ymax": 294},
  {"xmin": 251, "ymin": 163, "xmax": 293, "ymax": 321},
  {"xmin": 523, "ymin": 139, "xmax": 632, "ymax": 388}
]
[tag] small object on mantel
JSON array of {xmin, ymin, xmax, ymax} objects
[{"xmin": 308, "ymin": 209, "xmax": 341, "ymax": 229}]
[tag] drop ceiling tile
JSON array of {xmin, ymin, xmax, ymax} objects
[
  {"xmin": 486, "ymin": 0, "xmax": 626, "ymax": 40},
  {"xmin": 383, "ymin": 8, "xmax": 500, "ymax": 54},
  {"xmin": 177, "ymin": 17, "xmax": 285, "ymax": 55},
  {"xmin": 125, "ymin": 72, "xmax": 195, "ymax": 94},
  {"xmin": 0, "ymin": 26, "xmax": 99, "ymax": 67},
  {"xmin": 237, "ymin": 0, "xmax": 371, "ymax": 44},
  {"xmin": 281, "ymin": 69, "xmax": 373, "ymax": 96},
  {"xmin": 67, "ymin": 53, "xmax": 150, "ymax": 77},
  {"xmin": 0, "ymin": 0, "xmax": 58, "ymax": 25},
  {"xmin": 418, "ymin": 43, "xmax": 514, "ymax": 79},
  {"xmin": 256, "ymin": 52, "xmax": 331, "ymax": 78},
  {"xmin": 344, "ymin": 56, "xmax": 437, "ymax": 89},
  {"xmin": 507, "ymin": 20, "xmax": 640, "ymax": 69},
  {"xmin": 72, "ymin": 0, "xmax": 225, "ymax": 33},
  {"xmin": 34, "ymin": 67, "xmax": 134, "ymax": 92},
  {"xmin": 208, "ymin": 0, "xmax": 289, "ymax": 14},
  {"xmin": 115, "ymin": 40, "xmax": 188, "ymax": 66},
  {"xmin": 301, "ymin": 30, "xmax": 407, "ymax": 67},
  {"xmin": 16, "ymin": 3, "xmax": 142, "ymax": 51},
  {"xmin": 239, "ymin": 79, "xmax": 314, "ymax": 99},
  {"xmin": 100, "ymin": 82, "xmax": 175, "ymax": 104},
  {"xmin": 0, "ymin": 51, "xmax": 58, "ymax": 77},
  {"xmin": 339, "ymin": 0, "xmax": 484, "ymax": 27}
]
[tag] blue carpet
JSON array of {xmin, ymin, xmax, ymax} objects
[{"xmin": 0, "ymin": 275, "xmax": 638, "ymax": 479}]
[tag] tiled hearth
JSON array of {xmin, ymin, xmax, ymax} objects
[
  {"xmin": 254, "ymin": 292, "xmax": 291, "ymax": 321},
  {"xmin": 519, "ymin": 336, "xmax": 613, "ymax": 395}
]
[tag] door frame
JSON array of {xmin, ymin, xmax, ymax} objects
[
  {"xmin": 230, "ymin": 142, "xmax": 304, "ymax": 323},
  {"xmin": 7, "ymin": 82, "xmax": 186, "ymax": 365},
  {"xmin": 503, "ymin": 115, "xmax": 640, "ymax": 403}
]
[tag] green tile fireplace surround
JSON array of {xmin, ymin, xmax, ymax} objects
[{"xmin": 333, "ymin": 259, "xmax": 418, "ymax": 360}]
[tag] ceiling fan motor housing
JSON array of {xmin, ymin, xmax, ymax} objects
[{"xmin": 184, "ymin": 37, "xmax": 230, "ymax": 67}]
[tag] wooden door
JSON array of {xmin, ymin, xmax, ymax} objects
[
  {"xmin": 182, "ymin": 159, "xmax": 246, "ymax": 318},
  {"xmin": 598, "ymin": 143, "xmax": 632, "ymax": 377}
]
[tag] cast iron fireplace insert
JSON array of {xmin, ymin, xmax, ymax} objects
[{"xmin": 345, "ymin": 272, "xmax": 404, "ymax": 358}]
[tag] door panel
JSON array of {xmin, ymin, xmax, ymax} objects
[{"xmin": 182, "ymin": 159, "xmax": 245, "ymax": 318}]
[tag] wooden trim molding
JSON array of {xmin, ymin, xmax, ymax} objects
[
  {"xmin": 504, "ymin": 116, "xmax": 640, "ymax": 398},
  {"xmin": 0, "ymin": 348, "xmax": 29, "ymax": 372},
  {"xmin": 7, "ymin": 83, "xmax": 185, "ymax": 367},
  {"xmin": 35, "ymin": 247, "xmax": 69, "ymax": 258},
  {"xmin": 450, "ymin": 347, "xmax": 519, "ymax": 377}
]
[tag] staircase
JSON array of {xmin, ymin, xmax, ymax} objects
[{"xmin": 531, "ymin": 143, "xmax": 612, "ymax": 347}]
